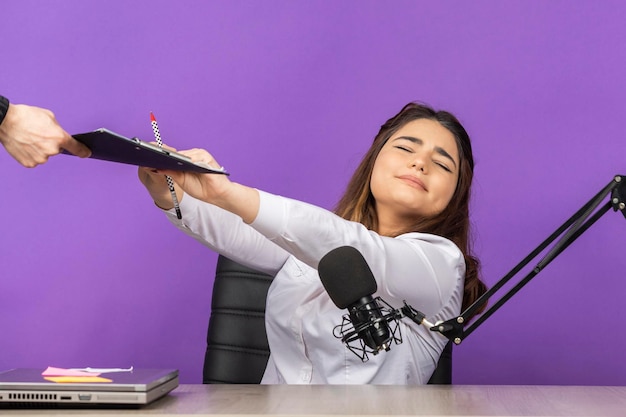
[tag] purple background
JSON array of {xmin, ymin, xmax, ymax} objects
[{"xmin": 2, "ymin": 1, "xmax": 625, "ymax": 385}]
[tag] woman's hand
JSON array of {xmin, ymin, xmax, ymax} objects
[
  {"xmin": 161, "ymin": 148, "xmax": 232, "ymax": 205},
  {"xmin": 156, "ymin": 148, "xmax": 260, "ymax": 224},
  {"xmin": 137, "ymin": 142, "xmax": 186, "ymax": 210},
  {"xmin": 138, "ymin": 165, "xmax": 181, "ymax": 210}
]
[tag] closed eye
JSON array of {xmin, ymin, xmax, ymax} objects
[
  {"xmin": 435, "ymin": 161, "xmax": 452, "ymax": 172},
  {"xmin": 395, "ymin": 145, "xmax": 412, "ymax": 152}
]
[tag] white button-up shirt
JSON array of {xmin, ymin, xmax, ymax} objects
[{"xmin": 166, "ymin": 190, "xmax": 464, "ymax": 384}]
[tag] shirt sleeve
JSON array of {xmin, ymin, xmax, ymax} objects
[
  {"xmin": 0, "ymin": 95, "xmax": 9, "ymax": 126},
  {"xmin": 250, "ymin": 190, "xmax": 465, "ymax": 316},
  {"xmin": 164, "ymin": 194, "xmax": 290, "ymax": 276}
]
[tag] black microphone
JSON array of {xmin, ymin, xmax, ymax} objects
[
  {"xmin": 318, "ymin": 246, "xmax": 437, "ymax": 362},
  {"xmin": 318, "ymin": 246, "xmax": 397, "ymax": 359}
]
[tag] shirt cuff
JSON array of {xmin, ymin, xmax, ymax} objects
[
  {"xmin": 0, "ymin": 95, "xmax": 9, "ymax": 126},
  {"xmin": 250, "ymin": 190, "xmax": 286, "ymax": 241},
  {"xmin": 162, "ymin": 194, "xmax": 196, "ymax": 222}
]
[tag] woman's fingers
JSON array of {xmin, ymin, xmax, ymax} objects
[{"xmin": 178, "ymin": 148, "xmax": 222, "ymax": 169}]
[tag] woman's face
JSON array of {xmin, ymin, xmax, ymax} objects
[{"xmin": 370, "ymin": 118, "xmax": 460, "ymax": 233}]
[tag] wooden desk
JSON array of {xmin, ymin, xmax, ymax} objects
[{"xmin": 4, "ymin": 384, "xmax": 626, "ymax": 416}]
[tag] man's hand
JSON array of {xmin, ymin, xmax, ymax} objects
[{"xmin": 0, "ymin": 103, "xmax": 91, "ymax": 167}]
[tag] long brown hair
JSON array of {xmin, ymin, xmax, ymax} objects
[{"xmin": 334, "ymin": 102, "xmax": 487, "ymax": 317}]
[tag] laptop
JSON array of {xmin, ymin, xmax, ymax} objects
[{"xmin": 0, "ymin": 368, "xmax": 178, "ymax": 407}]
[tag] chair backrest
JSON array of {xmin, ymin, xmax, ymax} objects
[
  {"xmin": 203, "ymin": 255, "xmax": 272, "ymax": 383},
  {"xmin": 203, "ymin": 255, "xmax": 452, "ymax": 384}
]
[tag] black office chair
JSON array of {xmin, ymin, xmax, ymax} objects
[{"xmin": 203, "ymin": 255, "xmax": 452, "ymax": 384}]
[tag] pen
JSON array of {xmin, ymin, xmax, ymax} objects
[{"xmin": 150, "ymin": 112, "xmax": 182, "ymax": 219}]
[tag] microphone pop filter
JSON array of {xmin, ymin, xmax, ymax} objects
[{"xmin": 318, "ymin": 246, "xmax": 378, "ymax": 309}]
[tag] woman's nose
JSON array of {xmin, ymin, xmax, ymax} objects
[{"xmin": 409, "ymin": 154, "xmax": 427, "ymax": 173}]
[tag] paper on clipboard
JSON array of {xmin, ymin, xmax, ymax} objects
[{"xmin": 68, "ymin": 128, "xmax": 229, "ymax": 175}]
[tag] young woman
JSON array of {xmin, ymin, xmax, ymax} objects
[{"xmin": 138, "ymin": 102, "xmax": 487, "ymax": 384}]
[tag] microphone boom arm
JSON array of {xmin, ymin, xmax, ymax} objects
[{"xmin": 430, "ymin": 174, "xmax": 626, "ymax": 345}]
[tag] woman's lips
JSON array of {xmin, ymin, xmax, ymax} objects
[{"xmin": 398, "ymin": 175, "xmax": 427, "ymax": 191}]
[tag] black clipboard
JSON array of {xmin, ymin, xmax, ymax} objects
[{"xmin": 68, "ymin": 128, "xmax": 229, "ymax": 174}]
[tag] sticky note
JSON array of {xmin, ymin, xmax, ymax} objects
[
  {"xmin": 44, "ymin": 376, "xmax": 112, "ymax": 383},
  {"xmin": 42, "ymin": 366, "xmax": 101, "ymax": 377}
]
